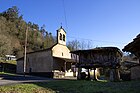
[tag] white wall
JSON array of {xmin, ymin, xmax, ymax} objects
[{"xmin": 52, "ymin": 44, "xmax": 71, "ymax": 59}]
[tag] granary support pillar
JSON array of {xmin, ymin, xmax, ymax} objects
[
  {"xmin": 77, "ymin": 52, "xmax": 82, "ymax": 80},
  {"xmin": 77, "ymin": 68, "xmax": 82, "ymax": 80},
  {"xmin": 93, "ymin": 67, "xmax": 97, "ymax": 81},
  {"xmin": 110, "ymin": 68, "xmax": 120, "ymax": 82},
  {"xmin": 87, "ymin": 69, "xmax": 90, "ymax": 80},
  {"xmin": 64, "ymin": 61, "xmax": 66, "ymax": 72}
]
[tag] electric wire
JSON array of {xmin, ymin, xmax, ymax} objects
[{"xmin": 62, "ymin": 0, "xmax": 68, "ymax": 31}]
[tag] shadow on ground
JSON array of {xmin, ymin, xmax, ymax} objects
[{"xmin": 0, "ymin": 73, "xmax": 52, "ymax": 81}]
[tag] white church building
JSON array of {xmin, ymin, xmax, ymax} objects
[{"xmin": 16, "ymin": 26, "xmax": 76, "ymax": 78}]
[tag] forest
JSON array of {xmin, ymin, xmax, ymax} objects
[
  {"xmin": 0, "ymin": 6, "xmax": 58, "ymax": 58},
  {"xmin": 0, "ymin": 6, "xmax": 91, "ymax": 58}
]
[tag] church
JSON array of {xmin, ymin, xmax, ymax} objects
[{"xmin": 16, "ymin": 26, "xmax": 76, "ymax": 78}]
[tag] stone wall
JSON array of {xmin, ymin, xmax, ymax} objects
[
  {"xmin": 131, "ymin": 66, "xmax": 140, "ymax": 80},
  {"xmin": 16, "ymin": 59, "xmax": 24, "ymax": 73},
  {"xmin": 26, "ymin": 50, "xmax": 53, "ymax": 73}
]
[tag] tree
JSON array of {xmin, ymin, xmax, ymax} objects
[
  {"xmin": 43, "ymin": 32, "xmax": 56, "ymax": 49},
  {"xmin": 0, "ymin": 16, "xmax": 8, "ymax": 34},
  {"xmin": 1, "ymin": 6, "xmax": 19, "ymax": 22},
  {"xmin": 40, "ymin": 24, "xmax": 46, "ymax": 37},
  {"xmin": 49, "ymin": 32, "xmax": 55, "ymax": 46},
  {"xmin": 67, "ymin": 40, "xmax": 81, "ymax": 51},
  {"xmin": 67, "ymin": 40, "xmax": 93, "ymax": 51},
  {"xmin": 0, "ymin": 16, "xmax": 12, "ymax": 56},
  {"xmin": 0, "ymin": 35, "xmax": 12, "ymax": 57},
  {"xmin": 0, "ymin": 6, "xmax": 58, "ymax": 58},
  {"xmin": 32, "ymin": 23, "xmax": 39, "ymax": 31}
]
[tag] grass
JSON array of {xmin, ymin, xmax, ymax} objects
[
  {"xmin": 0, "ymin": 60, "xmax": 16, "ymax": 65},
  {"xmin": 0, "ymin": 83, "xmax": 55, "ymax": 93},
  {"xmin": 0, "ymin": 80, "xmax": 140, "ymax": 93},
  {"xmin": 0, "ymin": 72, "xmax": 16, "ymax": 75}
]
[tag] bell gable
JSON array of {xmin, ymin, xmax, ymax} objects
[{"xmin": 57, "ymin": 26, "xmax": 66, "ymax": 45}]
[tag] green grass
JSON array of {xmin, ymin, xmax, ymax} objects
[
  {"xmin": 0, "ymin": 83, "xmax": 55, "ymax": 93},
  {"xmin": 0, "ymin": 72, "xmax": 16, "ymax": 76},
  {"xmin": 0, "ymin": 60, "xmax": 16, "ymax": 65},
  {"xmin": 0, "ymin": 80, "xmax": 140, "ymax": 93}
]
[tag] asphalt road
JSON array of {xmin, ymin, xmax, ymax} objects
[{"xmin": 0, "ymin": 74, "xmax": 52, "ymax": 86}]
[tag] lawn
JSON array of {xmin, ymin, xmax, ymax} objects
[{"xmin": 0, "ymin": 80, "xmax": 140, "ymax": 93}]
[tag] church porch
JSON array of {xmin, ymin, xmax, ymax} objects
[{"xmin": 53, "ymin": 57, "xmax": 76, "ymax": 78}]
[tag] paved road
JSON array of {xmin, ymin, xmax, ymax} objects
[
  {"xmin": 0, "ymin": 74, "xmax": 53, "ymax": 86},
  {"xmin": 0, "ymin": 74, "xmax": 77, "ymax": 86}
]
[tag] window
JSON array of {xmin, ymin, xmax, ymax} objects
[
  {"xmin": 63, "ymin": 34, "xmax": 65, "ymax": 41},
  {"xmin": 60, "ymin": 33, "xmax": 62, "ymax": 40},
  {"xmin": 62, "ymin": 52, "xmax": 63, "ymax": 56}
]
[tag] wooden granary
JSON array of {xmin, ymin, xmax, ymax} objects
[{"xmin": 71, "ymin": 47, "xmax": 122, "ymax": 81}]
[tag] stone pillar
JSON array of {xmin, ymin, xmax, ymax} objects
[
  {"xmin": 77, "ymin": 68, "xmax": 82, "ymax": 80},
  {"xmin": 87, "ymin": 69, "xmax": 90, "ymax": 80},
  {"xmin": 110, "ymin": 68, "xmax": 120, "ymax": 82},
  {"xmin": 64, "ymin": 62, "xmax": 66, "ymax": 72},
  {"xmin": 93, "ymin": 67, "xmax": 97, "ymax": 81}
]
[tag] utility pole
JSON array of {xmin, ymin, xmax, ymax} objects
[{"xmin": 24, "ymin": 26, "xmax": 28, "ymax": 77}]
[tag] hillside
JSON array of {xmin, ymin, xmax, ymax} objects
[{"xmin": 0, "ymin": 6, "xmax": 56, "ymax": 58}]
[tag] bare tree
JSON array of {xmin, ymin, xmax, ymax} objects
[
  {"xmin": 67, "ymin": 39, "xmax": 93, "ymax": 51},
  {"xmin": 67, "ymin": 40, "xmax": 81, "ymax": 51}
]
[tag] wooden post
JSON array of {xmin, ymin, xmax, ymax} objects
[{"xmin": 24, "ymin": 26, "xmax": 28, "ymax": 76}]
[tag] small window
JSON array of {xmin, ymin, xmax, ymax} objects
[
  {"xmin": 62, "ymin": 52, "xmax": 63, "ymax": 56},
  {"xmin": 60, "ymin": 33, "xmax": 62, "ymax": 40},
  {"xmin": 63, "ymin": 34, "xmax": 65, "ymax": 41}
]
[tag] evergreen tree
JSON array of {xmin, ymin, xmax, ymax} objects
[
  {"xmin": 1, "ymin": 6, "xmax": 19, "ymax": 22},
  {"xmin": 0, "ymin": 6, "xmax": 60, "ymax": 58}
]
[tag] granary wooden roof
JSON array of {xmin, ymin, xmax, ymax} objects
[
  {"xmin": 123, "ymin": 34, "xmax": 140, "ymax": 56},
  {"xmin": 71, "ymin": 47, "xmax": 122, "ymax": 69},
  {"xmin": 71, "ymin": 47, "xmax": 122, "ymax": 56}
]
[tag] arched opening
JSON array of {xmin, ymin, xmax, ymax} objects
[
  {"xmin": 63, "ymin": 34, "xmax": 65, "ymax": 41},
  {"xmin": 60, "ymin": 33, "xmax": 62, "ymax": 40}
]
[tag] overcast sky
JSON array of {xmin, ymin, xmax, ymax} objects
[{"xmin": 1, "ymin": 0, "xmax": 140, "ymax": 50}]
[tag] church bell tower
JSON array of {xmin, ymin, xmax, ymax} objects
[{"xmin": 57, "ymin": 26, "xmax": 66, "ymax": 45}]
